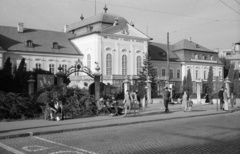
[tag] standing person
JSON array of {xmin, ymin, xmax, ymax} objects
[
  {"xmin": 230, "ymin": 93, "xmax": 235, "ymax": 109},
  {"xmin": 204, "ymin": 93, "xmax": 210, "ymax": 104},
  {"xmin": 136, "ymin": 90, "xmax": 142, "ymax": 115},
  {"xmin": 163, "ymin": 87, "xmax": 171, "ymax": 113},
  {"xmin": 132, "ymin": 90, "xmax": 138, "ymax": 115},
  {"xmin": 218, "ymin": 87, "xmax": 224, "ymax": 110},
  {"xmin": 182, "ymin": 91, "xmax": 188, "ymax": 112},
  {"xmin": 223, "ymin": 88, "xmax": 229, "ymax": 111},
  {"xmin": 123, "ymin": 90, "xmax": 133, "ymax": 116}
]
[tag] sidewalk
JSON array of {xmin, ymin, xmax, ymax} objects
[{"xmin": 1, "ymin": 102, "xmax": 240, "ymax": 140}]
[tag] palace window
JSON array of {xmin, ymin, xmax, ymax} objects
[
  {"xmin": 177, "ymin": 69, "xmax": 180, "ymax": 79},
  {"xmin": 162, "ymin": 68, "xmax": 166, "ymax": 77},
  {"xmin": 106, "ymin": 54, "xmax": 112, "ymax": 75},
  {"xmin": 219, "ymin": 70, "xmax": 222, "ymax": 80},
  {"xmin": 204, "ymin": 69, "xmax": 207, "ymax": 80},
  {"xmin": 137, "ymin": 56, "xmax": 141, "ymax": 75},
  {"xmin": 49, "ymin": 64, "xmax": 54, "ymax": 74},
  {"xmin": 87, "ymin": 54, "xmax": 91, "ymax": 68},
  {"xmin": 170, "ymin": 69, "xmax": 173, "ymax": 79},
  {"xmin": 59, "ymin": 64, "xmax": 67, "ymax": 73},
  {"xmin": 122, "ymin": 55, "xmax": 127, "ymax": 75},
  {"xmin": 35, "ymin": 63, "xmax": 41, "ymax": 69},
  {"xmin": 196, "ymin": 69, "xmax": 199, "ymax": 79}
]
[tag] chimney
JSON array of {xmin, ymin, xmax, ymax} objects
[
  {"xmin": 130, "ymin": 21, "xmax": 134, "ymax": 27},
  {"xmin": 17, "ymin": 22, "xmax": 24, "ymax": 33},
  {"xmin": 188, "ymin": 37, "xmax": 192, "ymax": 42},
  {"xmin": 63, "ymin": 25, "xmax": 68, "ymax": 33}
]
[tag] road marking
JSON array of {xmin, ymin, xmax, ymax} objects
[
  {"xmin": 22, "ymin": 145, "xmax": 57, "ymax": 152},
  {"xmin": 49, "ymin": 150, "xmax": 84, "ymax": 154},
  {"xmin": 0, "ymin": 142, "xmax": 25, "ymax": 154},
  {"xmin": 34, "ymin": 136, "xmax": 98, "ymax": 154}
]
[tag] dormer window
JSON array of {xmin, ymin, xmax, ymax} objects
[
  {"xmin": 196, "ymin": 44, "xmax": 200, "ymax": 48},
  {"xmin": 194, "ymin": 54, "xmax": 198, "ymax": 59},
  {"xmin": 52, "ymin": 42, "xmax": 59, "ymax": 49},
  {"xmin": 87, "ymin": 25, "xmax": 93, "ymax": 32},
  {"xmin": 26, "ymin": 40, "xmax": 33, "ymax": 47},
  {"xmin": 210, "ymin": 55, "xmax": 213, "ymax": 60}
]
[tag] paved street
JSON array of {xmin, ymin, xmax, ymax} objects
[{"xmin": 0, "ymin": 111, "xmax": 239, "ymax": 154}]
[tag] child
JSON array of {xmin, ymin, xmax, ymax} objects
[{"xmin": 188, "ymin": 99, "xmax": 193, "ymax": 112}]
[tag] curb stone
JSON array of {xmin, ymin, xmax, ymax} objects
[{"xmin": 1, "ymin": 109, "xmax": 239, "ymax": 140}]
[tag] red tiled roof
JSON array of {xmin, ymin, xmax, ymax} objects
[{"xmin": 0, "ymin": 26, "xmax": 81, "ymax": 55}]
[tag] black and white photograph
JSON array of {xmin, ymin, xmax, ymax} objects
[{"xmin": 0, "ymin": 0, "xmax": 240, "ymax": 153}]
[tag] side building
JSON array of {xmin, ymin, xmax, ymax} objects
[{"xmin": 149, "ymin": 38, "xmax": 224, "ymax": 94}]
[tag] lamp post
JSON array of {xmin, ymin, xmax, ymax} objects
[{"xmin": 215, "ymin": 76, "xmax": 219, "ymax": 111}]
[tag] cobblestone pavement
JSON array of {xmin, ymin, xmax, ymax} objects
[{"xmin": 0, "ymin": 111, "xmax": 239, "ymax": 154}]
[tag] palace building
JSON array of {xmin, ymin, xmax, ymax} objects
[{"xmin": 0, "ymin": 7, "xmax": 223, "ymax": 94}]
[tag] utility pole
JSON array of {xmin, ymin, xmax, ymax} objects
[
  {"xmin": 95, "ymin": 0, "xmax": 96, "ymax": 15},
  {"xmin": 167, "ymin": 32, "xmax": 170, "ymax": 85}
]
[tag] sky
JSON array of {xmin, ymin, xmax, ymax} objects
[{"xmin": 0, "ymin": 0, "xmax": 240, "ymax": 50}]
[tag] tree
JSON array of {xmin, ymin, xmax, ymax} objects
[
  {"xmin": 13, "ymin": 58, "xmax": 29, "ymax": 93},
  {"xmin": 0, "ymin": 57, "xmax": 13, "ymax": 92},
  {"xmin": 182, "ymin": 76, "xmax": 187, "ymax": 92},
  {"xmin": 138, "ymin": 52, "xmax": 158, "ymax": 97},
  {"xmin": 207, "ymin": 66, "xmax": 213, "ymax": 99},
  {"xmin": 186, "ymin": 69, "xmax": 193, "ymax": 95},
  {"xmin": 219, "ymin": 57, "xmax": 231, "ymax": 78},
  {"xmin": 228, "ymin": 63, "xmax": 235, "ymax": 93}
]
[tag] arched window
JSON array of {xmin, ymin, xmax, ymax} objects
[
  {"xmin": 137, "ymin": 56, "xmax": 141, "ymax": 75},
  {"xmin": 49, "ymin": 64, "xmax": 54, "ymax": 74},
  {"xmin": 122, "ymin": 55, "xmax": 127, "ymax": 75},
  {"xmin": 87, "ymin": 54, "xmax": 91, "ymax": 68},
  {"xmin": 106, "ymin": 54, "xmax": 112, "ymax": 75}
]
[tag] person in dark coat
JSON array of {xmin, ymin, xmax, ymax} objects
[
  {"xmin": 163, "ymin": 87, "xmax": 171, "ymax": 112},
  {"xmin": 218, "ymin": 87, "xmax": 224, "ymax": 110}
]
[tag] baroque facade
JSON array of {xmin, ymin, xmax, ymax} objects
[
  {"xmin": 0, "ymin": 9, "xmax": 224, "ymax": 95},
  {"xmin": 149, "ymin": 38, "xmax": 224, "ymax": 93}
]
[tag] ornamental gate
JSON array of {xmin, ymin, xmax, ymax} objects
[{"xmin": 56, "ymin": 59, "xmax": 101, "ymax": 101}]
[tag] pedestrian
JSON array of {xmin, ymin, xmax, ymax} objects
[
  {"xmin": 163, "ymin": 87, "xmax": 171, "ymax": 113},
  {"xmin": 223, "ymin": 88, "xmax": 229, "ymax": 111},
  {"xmin": 123, "ymin": 90, "xmax": 133, "ymax": 116},
  {"xmin": 218, "ymin": 87, "xmax": 224, "ymax": 110},
  {"xmin": 136, "ymin": 90, "xmax": 142, "ymax": 115},
  {"xmin": 204, "ymin": 93, "xmax": 210, "ymax": 104},
  {"xmin": 132, "ymin": 90, "xmax": 138, "ymax": 115},
  {"xmin": 182, "ymin": 91, "xmax": 188, "ymax": 112},
  {"xmin": 230, "ymin": 93, "xmax": 235, "ymax": 109},
  {"xmin": 188, "ymin": 97, "xmax": 193, "ymax": 112}
]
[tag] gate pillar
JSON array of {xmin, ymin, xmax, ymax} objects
[
  {"xmin": 27, "ymin": 75, "xmax": 35, "ymax": 95},
  {"xmin": 145, "ymin": 76, "xmax": 152, "ymax": 104},
  {"xmin": 93, "ymin": 63, "xmax": 102, "ymax": 101},
  {"xmin": 123, "ymin": 76, "xmax": 130, "ymax": 100},
  {"xmin": 56, "ymin": 67, "xmax": 65, "ymax": 86}
]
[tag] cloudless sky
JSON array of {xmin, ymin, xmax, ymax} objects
[{"xmin": 0, "ymin": 0, "xmax": 239, "ymax": 50}]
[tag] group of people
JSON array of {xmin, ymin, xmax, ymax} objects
[
  {"xmin": 96, "ymin": 95, "xmax": 123, "ymax": 116},
  {"xmin": 97, "ymin": 90, "xmax": 142, "ymax": 117},
  {"xmin": 218, "ymin": 87, "xmax": 235, "ymax": 111}
]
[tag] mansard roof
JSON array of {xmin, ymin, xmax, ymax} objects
[
  {"xmin": 148, "ymin": 42, "xmax": 179, "ymax": 61},
  {"xmin": 67, "ymin": 12, "xmax": 128, "ymax": 32},
  {"xmin": 173, "ymin": 39, "xmax": 215, "ymax": 53},
  {"xmin": 0, "ymin": 26, "xmax": 81, "ymax": 55}
]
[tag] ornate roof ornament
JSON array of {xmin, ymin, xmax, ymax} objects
[
  {"xmin": 104, "ymin": 5, "xmax": 108, "ymax": 13},
  {"xmin": 80, "ymin": 14, "xmax": 84, "ymax": 20}
]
